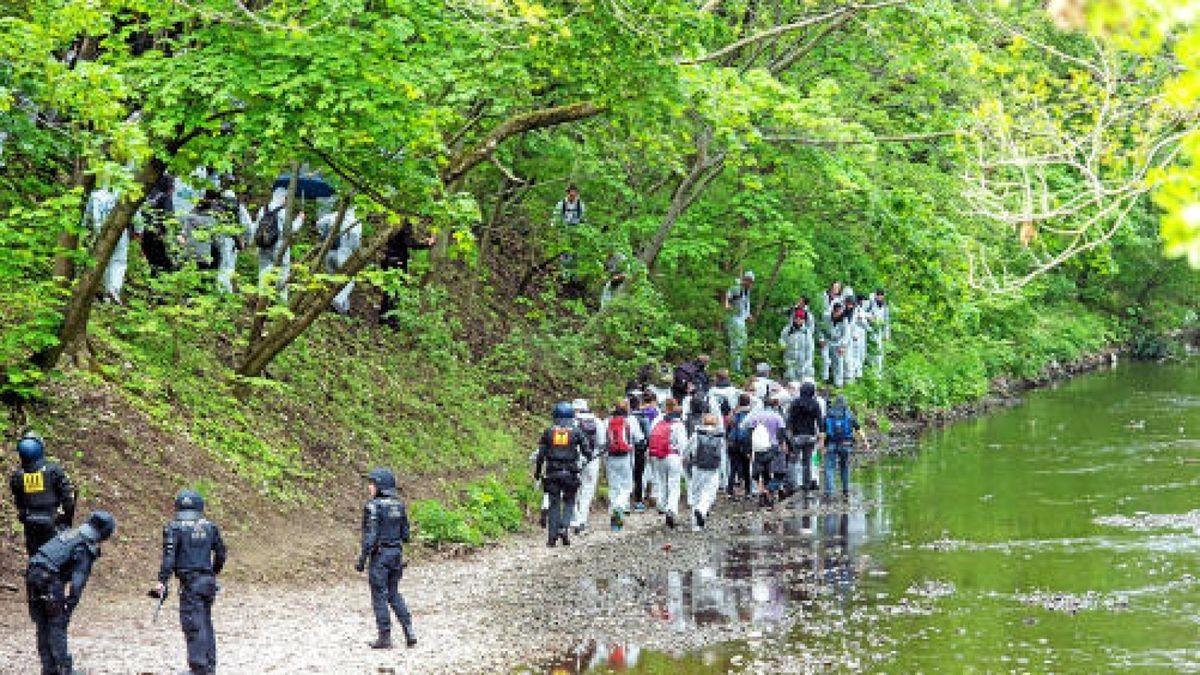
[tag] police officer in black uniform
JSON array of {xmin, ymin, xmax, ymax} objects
[
  {"xmin": 9, "ymin": 432, "xmax": 76, "ymax": 555},
  {"xmin": 155, "ymin": 489, "xmax": 226, "ymax": 675},
  {"xmin": 356, "ymin": 468, "xmax": 416, "ymax": 650},
  {"xmin": 534, "ymin": 402, "xmax": 592, "ymax": 547},
  {"xmin": 26, "ymin": 510, "xmax": 116, "ymax": 675}
]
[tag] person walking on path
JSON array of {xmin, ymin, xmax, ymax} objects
[{"xmin": 357, "ymin": 468, "xmax": 417, "ymax": 649}]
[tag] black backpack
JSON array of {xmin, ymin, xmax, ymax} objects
[
  {"xmin": 254, "ymin": 205, "xmax": 284, "ymax": 249},
  {"xmin": 693, "ymin": 431, "xmax": 723, "ymax": 471}
]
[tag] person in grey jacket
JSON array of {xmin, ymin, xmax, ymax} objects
[
  {"xmin": 818, "ymin": 281, "xmax": 843, "ymax": 381},
  {"xmin": 780, "ymin": 308, "xmax": 815, "ymax": 381},
  {"xmin": 827, "ymin": 301, "xmax": 851, "ymax": 388},
  {"xmin": 865, "ymin": 288, "xmax": 891, "ymax": 375}
]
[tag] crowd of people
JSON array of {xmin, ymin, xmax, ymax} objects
[
  {"xmin": 727, "ymin": 274, "xmax": 892, "ymax": 387},
  {"xmin": 532, "ymin": 353, "xmax": 871, "ymax": 547},
  {"xmin": 82, "ymin": 168, "xmax": 436, "ymax": 321}
]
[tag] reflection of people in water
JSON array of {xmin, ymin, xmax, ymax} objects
[{"xmin": 818, "ymin": 513, "xmax": 857, "ymax": 597}]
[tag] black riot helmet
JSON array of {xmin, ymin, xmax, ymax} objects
[
  {"xmin": 174, "ymin": 489, "xmax": 205, "ymax": 519},
  {"xmin": 81, "ymin": 510, "xmax": 117, "ymax": 542}
]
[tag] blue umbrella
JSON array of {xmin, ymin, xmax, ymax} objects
[{"xmin": 272, "ymin": 173, "xmax": 335, "ymax": 199}]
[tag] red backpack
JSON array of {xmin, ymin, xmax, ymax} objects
[
  {"xmin": 607, "ymin": 416, "xmax": 633, "ymax": 455},
  {"xmin": 647, "ymin": 420, "xmax": 674, "ymax": 459}
]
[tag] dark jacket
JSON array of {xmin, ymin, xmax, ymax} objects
[
  {"xmin": 158, "ymin": 514, "xmax": 227, "ymax": 584},
  {"xmin": 382, "ymin": 224, "xmax": 433, "ymax": 273},
  {"xmin": 28, "ymin": 527, "xmax": 101, "ymax": 612},
  {"xmin": 9, "ymin": 459, "xmax": 75, "ymax": 528},
  {"xmin": 534, "ymin": 424, "xmax": 591, "ymax": 480}
]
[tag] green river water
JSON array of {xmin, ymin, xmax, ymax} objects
[{"xmin": 553, "ymin": 360, "xmax": 1200, "ymax": 673}]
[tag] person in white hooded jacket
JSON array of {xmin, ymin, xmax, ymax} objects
[
  {"xmin": 315, "ymin": 203, "xmax": 364, "ymax": 314},
  {"xmin": 570, "ymin": 399, "xmax": 603, "ymax": 535}
]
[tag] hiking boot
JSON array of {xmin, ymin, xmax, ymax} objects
[
  {"xmin": 401, "ymin": 624, "xmax": 418, "ymax": 648},
  {"xmin": 547, "ymin": 537, "xmax": 557, "ymax": 548},
  {"xmin": 539, "ymin": 509, "xmax": 548, "ymax": 529},
  {"xmin": 560, "ymin": 531, "xmax": 571, "ymax": 546},
  {"xmin": 694, "ymin": 509, "xmax": 705, "ymax": 528},
  {"xmin": 369, "ymin": 631, "xmax": 394, "ymax": 649},
  {"xmin": 665, "ymin": 512, "xmax": 676, "ymax": 529}
]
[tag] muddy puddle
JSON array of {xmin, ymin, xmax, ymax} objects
[{"xmin": 530, "ymin": 360, "xmax": 1200, "ymax": 673}]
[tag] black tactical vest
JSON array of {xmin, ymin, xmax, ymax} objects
[
  {"xmin": 370, "ymin": 498, "xmax": 407, "ymax": 545},
  {"xmin": 30, "ymin": 528, "xmax": 93, "ymax": 572},
  {"xmin": 15, "ymin": 463, "xmax": 64, "ymax": 523},
  {"xmin": 169, "ymin": 518, "xmax": 219, "ymax": 573}
]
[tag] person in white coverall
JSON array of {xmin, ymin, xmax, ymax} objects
[{"xmin": 570, "ymin": 399, "xmax": 603, "ymax": 534}]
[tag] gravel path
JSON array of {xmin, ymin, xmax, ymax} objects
[{"xmin": 0, "ymin": 496, "xmax": 867, "ymax": 674}]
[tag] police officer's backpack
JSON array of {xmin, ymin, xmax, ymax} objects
[{"xmin": 547, "ymin": 426, "xmax": 580, "ymax": 472}]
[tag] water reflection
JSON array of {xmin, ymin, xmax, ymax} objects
[{"xmin": 542, "ymin": 492, "xmax": 884, "ymax": 673}]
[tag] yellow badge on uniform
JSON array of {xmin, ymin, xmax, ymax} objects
[
  {"xmin": 23, "ymin": 471, "xmax": 45, "ymax": 493},
  {"xmin": 552, "ymin": 429, "xmax": 570, "ymax": 447}
]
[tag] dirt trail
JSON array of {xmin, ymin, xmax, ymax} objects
[{"xmin": 0, "ymin": 495, "xmax": 856, "ymax": 674}]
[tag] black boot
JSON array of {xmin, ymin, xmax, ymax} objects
[
  {"xmin": 560, "ymin": 530, "xmax": 571, "ymax": 546},
  {"xmin": 539, "ymin": 509, "xmax": 548, "ymax": 529},
  {"xmin": 665, "ymin": 512, "xmax": 676, "ymax": 529},
  {"xmin": 694, "ymin": 509, "xmax": 705, "ymax": 528},
  {"xmin": 369, "ymin": 630, "xmax": 394, "ymax": 649}
]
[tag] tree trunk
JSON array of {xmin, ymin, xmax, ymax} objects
[
  {"xmin": 34, "ymin": 160, "xmax": 163, "ymax": 370},
  {"xmin": 637, "ymin": 148, "xmax": 726, "ymax": 272},
  {"xmin": 754, "ymin": 241, "xmax": 788, "ymax": 318}
]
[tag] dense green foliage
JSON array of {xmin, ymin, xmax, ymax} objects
[{"xmin": 1, "ymin": 0, "xmax": 1196, "ymax": 544}]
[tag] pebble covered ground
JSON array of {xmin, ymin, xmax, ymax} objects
[{"xmin": 0, "ymin": 495, "xmax": 874, "ymax": 674}]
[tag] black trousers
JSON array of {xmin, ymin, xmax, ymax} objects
[
  {"xmin": 368, "ymin": 547, "xmax": 413, "ymax": 636},
  {"xmin": 178, "ymin": 572, "xmax": 218, "ymax": 674},
  {"xmin": 726, "ymin": 444, "xmax": 752, "ymax": 496},
  {"xmin": 632, "ymin": 448, "xmax": 648, "ymax": 504},
  {"xmin": 26, "ymin": 565, "xmax": 71, "ymax": 675},
  {"xmin": 22, "ymin": 523, "xmax": 58, "ymax": 557},
  {"xmin": 544, "ymin": 474, "xmax": 579, "ymax": 542}
]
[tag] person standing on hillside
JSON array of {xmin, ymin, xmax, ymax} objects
[
  {"xmin": 9, "ymin": 432, "xmax": 75, "ymax": 556},
  {"xmin": 155, "ymin": 490, "xmax": 226, "ymax": 675},
  {"xmin": 865, "ymin": 288, "xmax": 892, "ymax": 375},
  {"xmin": 535, "ymin": 403, "xmax": 592, "ymax": 547},
  {"xmin": 780, "ymin": 303, "xmax": 815, "ymax": 381},
  {"xmin": 818, "ymin": 281, "xmax": 843, "ymax": 382},
  {"xmin": 357, "ymin": 468, "xmax": 417, "ymax": 649},
  {"xmin": 554, "ymin": 184, "xmax": 586, "ymax": 227},
  {"xmin": 380, "ymin": 221, "xmax": 437, "ymax": 328},
  {"xmin": 26, "ymin": 510, "xmax": 115, "ymax": 675},
  {"xmin": 724, "ymin": 272, "xmax": 755, "ymax": 375}
]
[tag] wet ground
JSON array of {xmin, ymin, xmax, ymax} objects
[{"xmin": 528, "ymin": 360, "xmax": 1200, "ymax": 673}]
